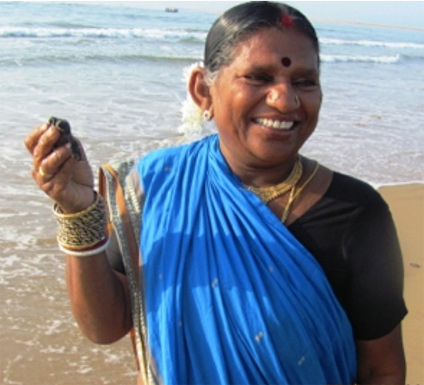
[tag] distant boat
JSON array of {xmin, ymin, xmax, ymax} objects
[{"xmin": 165, "ymin": 8, "xmax": 178, "ymax": 13}]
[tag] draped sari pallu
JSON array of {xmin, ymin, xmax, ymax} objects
[
  {"xmin": 102, "ymin": 134, "xmax": 356, "ymax": 385},
  {"xmin": 134, "ymin": 135, "xmax": 356, "ymax": 385}
]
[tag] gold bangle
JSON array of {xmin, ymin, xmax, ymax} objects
[{"xmin": 53, "ymin": 191, "xmax": 108, "ymax": 250}]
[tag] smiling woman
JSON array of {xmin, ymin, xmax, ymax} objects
[
  {"xmin": 197, "ymin": 28, "xmax": 322, "ymax": 176},
  {"xmin": 24, "ymin": 2, "xmax": 407, "ymax": 384}
]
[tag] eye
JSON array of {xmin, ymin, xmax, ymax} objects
[
  {"xmin": 244, "ymin": 73, "xmax": 273, "ymax": 85},
  {"xmin": 293, "ymin": 78, "xmax": 320, "ymax": 90}
]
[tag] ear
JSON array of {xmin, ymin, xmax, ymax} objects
[{"xmin": 188, "ymin": 67, "xmax": 213, "ymax": 113}]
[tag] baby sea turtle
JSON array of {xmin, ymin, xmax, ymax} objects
[{"xmin": 48, "ymin": 117, "xmax": 82, "ymax": 161}]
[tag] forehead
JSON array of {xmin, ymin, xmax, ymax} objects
[{"xmin": 231, "ymin": 28, "xmax": 319, "ymax": 70}]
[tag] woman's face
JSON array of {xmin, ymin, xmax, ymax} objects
[{"xmin": 209, "ymin": 28, "xmax": 322, "ymax": 171}]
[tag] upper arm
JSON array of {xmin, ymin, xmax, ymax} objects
[
  {"xmin": 356, "ymin": 324, "xmax": 406, "ymax": 384},
  {"xmin": 344, "ymin": 191, "xmax": 407, "ymax": 382},
  {"xmin": 345, "ymin": 193, "xmax": 407, "ymax": 340}
]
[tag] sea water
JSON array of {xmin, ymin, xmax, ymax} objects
[{"xmin": 0, "ymin": 2, "xmax": 423, "ymax": 384}]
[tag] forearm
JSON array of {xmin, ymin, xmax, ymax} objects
[{"xmin": 66, "ymin": 252, "xmax": 133, "ymax": 344}]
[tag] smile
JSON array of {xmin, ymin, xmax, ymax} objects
[{"xmin": 254, "ymin": 118, "xmax": 294, "ymax": 130}]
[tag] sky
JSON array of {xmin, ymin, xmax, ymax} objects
[
  {"xmin": 9, "ymin": 0, "xmax": 423, "ymax": 30},
  {"xmin": 113, "ymin": 1, "xmax": 424, "ymax": 30}
]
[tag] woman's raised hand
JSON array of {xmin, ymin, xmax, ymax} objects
[{"xmin": 24, "ymin": 119, "xmax": 95, "ymax": 213}]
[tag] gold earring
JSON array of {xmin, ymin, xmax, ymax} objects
[{"xmin": 202, "ymin": 110, "xmax": 213, "ymax": 121}]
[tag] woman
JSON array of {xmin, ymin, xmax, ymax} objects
[{"xmin": 25, "ymin": 2, "xmax": 406, "ymax": 384}]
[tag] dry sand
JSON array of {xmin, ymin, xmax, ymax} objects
[{"xmin": 379, "ymin": 183, "xmax": 424, "ymax": 385}]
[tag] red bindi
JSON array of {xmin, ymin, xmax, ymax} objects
[
  {"xmin": 281, "ymin": 57, "xmax": 291, "ymax": 67},
  {"xmin": 281, "ymin": 14, "xmax": 294, "ymax": 28}
]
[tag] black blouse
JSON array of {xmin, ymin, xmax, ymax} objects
[{"xmin": 288, "ymin": 172, "xmax": 407, "ymax": 340}]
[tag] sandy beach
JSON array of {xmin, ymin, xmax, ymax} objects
[{"xmin": 379, "ymin": 183, "xmax": 424, "ymax": 384}]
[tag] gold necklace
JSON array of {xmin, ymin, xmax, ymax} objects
[
  {"xmin": 281, "ymin": 161, "xmax": 320, "ymax": 223},
  {"xmin": 246, "ymin": 157, "xmax": 303, "ymax": 204}
]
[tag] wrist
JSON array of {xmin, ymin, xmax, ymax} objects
[
  {"xmin": 58, "ymin": 190, "xmax": 96, "ymax": 214},
  {"xmin": 53, "ymin": 191, "xmax": 109, "ymax": 256}
]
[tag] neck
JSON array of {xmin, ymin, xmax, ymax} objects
[
  {"xmin": 236, "ymin": 157, "xmax": 301, "ymax": 188},
  {"xmin": 218, "ymin": 140, "xmax": 300, "ymax": 187}
]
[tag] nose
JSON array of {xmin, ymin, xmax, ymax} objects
[{"xmin": 267, "ymin": 84, "xmax": 300, "ymax": 111}]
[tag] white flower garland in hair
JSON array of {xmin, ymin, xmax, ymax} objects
[{"xmin": 177, "ymin": 61, "xmax": 205, "ymax": 138}]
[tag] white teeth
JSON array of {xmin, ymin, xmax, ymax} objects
[{"xmin": 256, "ymin": 118, "xmax": 294, "ymax": 130}]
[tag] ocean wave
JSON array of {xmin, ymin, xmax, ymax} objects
[
  {"xmin": 2, "ymin": 52, "xmax": 202, "ymax": 67},
  {"xmin": 320, "ymin": 37, "xmax": 424, "ymax": 50},
  {"xmin": 4, "ymin": 51, "xmax": 420, "ymax": 68},
  {"xmin": 3, "ymin": 27, "xmax": 422, "ymax": 52},
  {"xmin": 321, "ymin": 54, "xmax": 401, "ymax": 64},
  {"xmin": 0, "ymin": 26, "xmax": 206, "ymax": 43}
]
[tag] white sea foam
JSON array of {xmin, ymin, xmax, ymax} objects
[
  {"xmin": 0, "ymin": 26, "xmax": 206, "ymax": 42},
  {"xmin": 320, "ymin": 37, "xmax": 424, "ymax": 50},
  {"xmin": 321, "ymin": 53, "xmax": 401, "ymax": 63}
]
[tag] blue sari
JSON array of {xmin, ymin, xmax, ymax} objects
[{"xmin": 138, "ymin": 135, "xmax": 356, "ymax": 385}]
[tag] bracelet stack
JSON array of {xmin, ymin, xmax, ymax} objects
[{"xmin": 53, "ymin": 191, "xmax": 109, "ymax": 257}]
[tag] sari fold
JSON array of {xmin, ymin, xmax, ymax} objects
[{"xmin": 137, "ymin": 134, "xmax": 356, "ymax": 385}]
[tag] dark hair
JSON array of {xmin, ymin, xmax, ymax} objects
[{"xmin": 204, "ymin": 1, "xmax": 319, "ymax": 82}]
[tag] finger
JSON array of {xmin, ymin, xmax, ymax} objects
[
  {"xmin": 24, "ymin": 123, "xmax": 49, "ymax": 154},
  {"xmin": 45, "ymin": 136, "xmax": 88, "ymax": 163},
  {"xmin": 35, "ymin": 143, "xmax": 73, "ymax": 184},
  {"xmin": 33, "ymin": 125, "xmax": 61, "ymax": 164},
  {"xmin": 34, "ymin": 154, "xmax": 74, "ymax": 203},
  {"xmin": 36, "ymin": 138, "xmax": 89, "ymax": 181}
]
